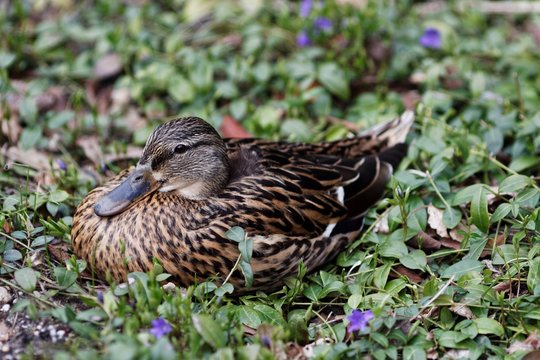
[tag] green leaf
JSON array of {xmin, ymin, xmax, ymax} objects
[
  {"xmin": 167, "ymin": 74, "xmax": 195, "ymax": 103},
  {"xmin": 54, "ymin": 266, "xmax": 78, "ymax": 289},
  {"xmin": 509, "ymin": 156, "xmax": 540, "ymax": 173},
  {"xmin": 498, "ymin": 174, "xmax": 531, "ymax": 193},
  {"xmin": 443, "ymin": 207, "xmax": 462, "ymax": 229},
  {"xmin": 400, "ymin": 250, "xmax": 427, "ymax": 270},
  {"xmin": 473, "ymin": 318, "xmax": 504, "ymax": 337},
  {"xmin": 225, "ymin": 227, "xmax": 245, "ymax": 243},
  {"xmin": 0, "ymin": 52, "xmax": 16, "ymax": 68},
  {"xmin": 238, "ymin": 238, "xmax": 253, "ymax": 263},
  {"xmin": 20, "ymin": 126, "xmax": 42, "ymax": 150},
  {"xmin": 441, "ymin": 259, "xmax": 484, "ymax": 278},
  {"xmin": 435, "ymin": 330, "xmax": 469, "ymax": 348},
  {"xmin": 191, "ymin": 314, "xmax": 226, "ymax": 349},
  {"xmin": 452, "ymin": 184, "xmax": 484, "ymax": 205},
  {"xmin": 403, "ymin": 346, "xmax": 426, "ymax": 360},
  {"xmin": 49, "ymin": 190, "xmax": 69, "ymax": 203},
  {"xmin": 237, "ymin": 306, "xmax": 261, "ymax": 328},
  {"xmin": 31, "ymin": 235, "xmax": 55, "ymax": 247},
  {"xmin": 490, "ymin": 203, "xmax": 512, "ymax": 223},
  {"xmin": 239, "ymin": 260, "xmax": 253, "ymax": 288},
  {"xmin": 527, "ymin": 258, "xmax": 540, "ymax": 293},
  {"xmin": 48, "ymin": 111, "xmax": 74, "ymax": 129},
  {"xmin": 15, "ymin": 267, "xmax": 37, "ymax": 292},
  {"xmin": 470, "ymin": 188, "xmax": 489, "ymax": 233},
  {"xmin": 3, "ymin": 249, "xmax": 22, "ymax": 262},
  {"xmin": 380, "ymin": 234, "xmax": 408, "ymax": 258},
  {"xmin": 373, "ymin": 263, "xmax": 391, "ymax": 289},
  {"xmin": 463, "ymin": 234, "xmax": 487, "ymax": 261},
  {"xmin": 317, "ymin": 63, "xmax": 349, "ymax": 100}
]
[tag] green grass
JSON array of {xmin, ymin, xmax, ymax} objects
[{"xmin": 1, "ymin": 0, "xmax": 540, "ymax": 359}]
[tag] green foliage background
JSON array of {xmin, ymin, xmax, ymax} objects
[{"xmin": 1, "ymin": 0, "xmax": 540, "ymax": 359}]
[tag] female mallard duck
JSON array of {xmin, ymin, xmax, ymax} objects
[{"xmin": 72, "ymin": 112, "xmax": 413, "ymax": 291}]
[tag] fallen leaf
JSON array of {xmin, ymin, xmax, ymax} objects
[
  {"xmin": 392, "ymin": 265, "xmax": 423, "ymax": 283},
  {"xmin": 220, "ymin": 115, "xmax": 252, "ymax": 138},
  {"xmin": 449, "ymin": 304, "xmax": 475, "ymax": 319},
  {"xmin": 326, "ymin": 115, "xmax": 361, "ymax": 132},
  {"xmin": 0, "ymin": 116, "xmax": 22, "ymax": 144},
  {"xmin": 47, "ymin": 242, "xmax": 71, "ymax": 264},
  {"xmin": 493, "ymin": 280, "xmax": 512, "ymax": 293},
  {"xmin": 94, "ymin": 53, "xmax": 123, "ymax": 81},
  {"xmin": 103, "ymin": 145, "xmax": 143, "ymax": 164},
  {"xmin": 428, "ymin": 204, "xmax": 449, "ymax": 238},
  {"xmin": 507, "ymin": 331, "xmax": 540, "ymax": 355},
  {"xmin": 440, "ymin": 238, "xmax": 461, "ymax": 250},
  {"xmin": 410, "ymin": 230, "xmax": 441, "ymax": 250},
  {"xmin": 2, "ymin": 146, "xmax": 50, "ymax": 172},
  {"xmin": 76, "ymin": 136, "xmax": 103, "ymax": 166}
]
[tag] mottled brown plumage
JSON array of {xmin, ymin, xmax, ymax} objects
[{"xmin": 72, "ymin": 112, "xmax": 414, "ymax": 291}]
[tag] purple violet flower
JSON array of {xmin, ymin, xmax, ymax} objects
[
  {"xmin": 314, "ymin": 17, "xmax": 332, "ymax": 31},
  {"xmin": 97, "ymin": 291, "xmax": 104, "ymax": 304},
  {"xmin": 419, "ymin": 27, "xmax": 442, "ymax": 49},
  {"xmin": 300, "ymin": 0, "xmax": 313, "ymax": 17},
  {"xmin": 296, "ymin": 30, "xmax": 311, "ymax": 47},
  {"xmin": 347, "ymin": 309, "xmax": 374, "ymax": 334},
  {"xmin": 150, "ymin": 317, "xmax": 172, "ymax": 339},
  {"xmin": 57, "ymin": 159, "xmax": 67, "ymax": 172}
]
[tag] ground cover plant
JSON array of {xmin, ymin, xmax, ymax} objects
[{"xmin": 1, "ymin": 0, "xmax": 540, "ymax": 358}]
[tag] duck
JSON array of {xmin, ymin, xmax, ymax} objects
[{"xmin": 71, "ymin": 111, "xmax": 413, "ymax": 292}]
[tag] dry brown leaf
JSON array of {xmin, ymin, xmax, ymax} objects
[
  {"xmin": 76, "ymin": 136, "xmax": 103, "ymax": 166},
  {"xmin": 428, "ymin": 204, "xmax": 449, "ymax": 238},
  {"xmin": 440, "ymin": 238, "xmax": 461, "ymax": 250},
  {"xmin": 449, "ymin": 223, "xmax": 468, "ymax": 243},
  {"xmin": 111, "ymin": 88, "xmax": 132, "ymax": 111},
  {"xmin": 6, "ymin": 80, "xmax": 67, "ymax": 114},
  {"xmin": 374, "ymin": 211, "xmax": 390, "ymax": 234},
  {"xmin": 410, "ymin": 230, "xmax": 442, "ymax": 250},
  {"xmin": 449, "ymin": 304, "xmax": 475, "ymax": 319},
  {"xmin": 401, "ymin": 90, "xmax": 421, "ymax": 110},
  {"xmin": 94, "ymin": 53, "xmax": 123, "ymax": 81},
  {"xmin": 392, "ymin": 265, "xmax": 423, "ymax": 283},
  {"xmin": 326, "ymin": 116, "xmax": 361, "ymax": 132},
  {"xmin": 493, "ymin": 280, "xmax": 512, "ymax": 293},
  {"xmin": 220, "ymin": 115, "xmax": 252, "ymax": 138},
  {"xmin": 103, "ymin": 145, "xmax": 143, "ymax": 164},
  {"xmin": 0, "ymin": 321, "xmax": 11, "ymax": 343},
  {"xmin": 2, "ymin": 146, "xmax": 51, "ymax": 172},
  {"xmin": 508, "ymin": 331, "xmax": 540, "ymax": 355},
  {"xmin": 47, "ymin": 242, "xmax": 71, "ymax": 264},
  {"xmin": 0, "ymin": 116, "xmax": 22, "ymax": 144}
]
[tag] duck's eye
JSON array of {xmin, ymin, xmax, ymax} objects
[{"xmin": 174, "ymin": 144, "xmax": 189, "ymax": 154}]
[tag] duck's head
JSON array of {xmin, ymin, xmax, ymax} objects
[{"xmin": 94, "ymin": 117, "xmax": 230, "ymax": 217}]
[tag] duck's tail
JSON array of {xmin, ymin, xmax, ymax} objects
[{"xmin": 359, "ymin": 110, "xmax": 414, "ymax": 147}]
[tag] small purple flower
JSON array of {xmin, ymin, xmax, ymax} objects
[
  {"xmin": 97, "ymin": 291, "xmax": 104, "ymax": 304},
  {"xmin": 419, "ymin": 27, "xmax": 442, "ymax": 49},
  {"xmin": 314, "ymin": 17, "xmax": 332, "ymax": 31},
  {"xmin": 150, "ymin": 317, "xmax": 172, "ymax": 339},
  {"xmin": 300, "ymin": 0, "xmax": 313, "ymax": 17},
  {"xmin": 347, "ymin": 309, "xmax": 374, "ymax": 334},
  {"xmin": 57, "ymin": 159, "xmax": 67, "ymax": 172},
  {"xmin": 296, "ymin": 30, "xmax": 311, "ymax": 47}
]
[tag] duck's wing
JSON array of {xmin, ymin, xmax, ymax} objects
[
  {"xmin": 224, "ymin": 111, "xmax": 414, "ymax": 159},
  {"xmin": 193, "ymin": 144, "xmax": 404, "ymax": 242}
]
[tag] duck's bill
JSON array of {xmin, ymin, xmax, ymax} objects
[{"xmin": 94, "ymin": 167, "xmax": 159, "ymax": 217}]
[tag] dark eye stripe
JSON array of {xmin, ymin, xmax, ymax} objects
[{"xmin": 150, "ymin": 141, "xmax": 215, "ymax": 170}]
